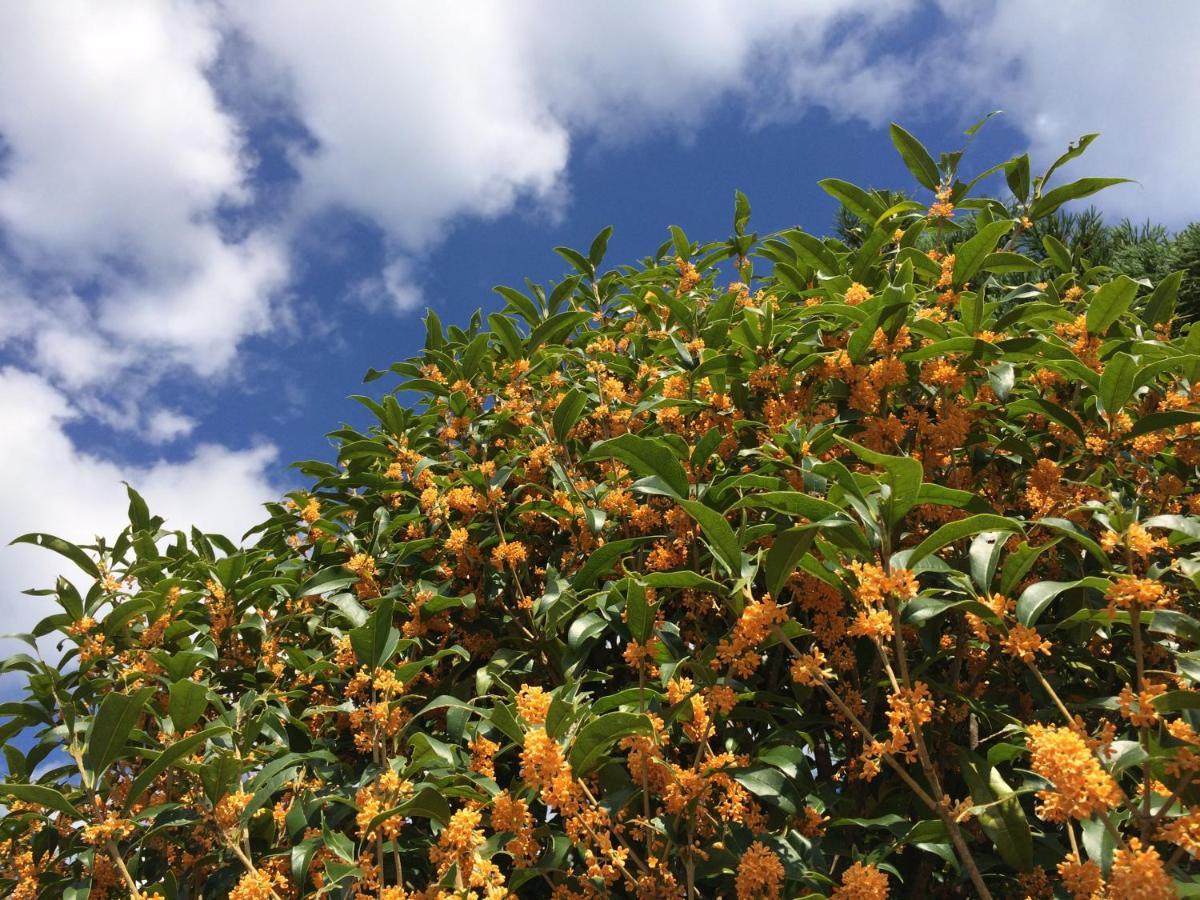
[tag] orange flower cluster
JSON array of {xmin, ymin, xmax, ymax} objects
[
  {"xmin": 1000, "ymin": 623, "xmax": 1052, "ymax": 663},
  {"xmin": 1026, "ymin": 724, "xmax": 1122, "ymax": 822},
  {"xmin": 715, "ymin": 596, "xmax": 788, "ymax": 677},
  {"xmin": 735, "ymin": 841, "xmax": 784, "ymax": 899},
  {"xmin": 832, "ymin": 861, "xmax": 889, "ymax": 899}
]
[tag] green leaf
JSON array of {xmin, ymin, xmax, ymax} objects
[
  {"xmin": 952, "ymin": 220, "xmax": 1014, "ymax": 286},
  {"xmin": 364, "ymin": 786, "xmax": 451, "ymax": 836},
  {"xmin": 586, "ymin": 433, "xmax": 689, "ymax": 500},
  {"xmin": 1142, "ymin": 270, "xmax": 1184, "ymax": 326},
  {"xmin": 552, "ymin": 388, "xmax": 589, "ymax": 442},
  {"xmin": 1005, "ymin": 154, "xmax": 1030, "ymax": 202},
  {"xmin": 732, "ymin": 765, "xmax": 797, "ymax": 815},
  {"xmin": 669, "ymin": 225, "xmax": 691, "ymax": 261},
  {"xmin": 625, "ymin": 581, "xmax": 654, "ymax": 643},
  {"xmin": 168, "ymin": 679, "xmax": 208, "ymax": 732},
  {"xmin": 527, "ymin": 311, "xmax": 590, "ymax": 354},
  {"xmin": 488, "ymin": 313, "xmax": 525, "ymax": 361},
  {"xmin": 554, "ymin": 245, "xmax": 593, "ymax": 276},
  {"xmin": 84, "ymin": 687, "xmax": 155, "ymax": 779},
  {"xmin": 1098, "ymin": 351, "xmax": 1137, "ymax": 415},
  {"xmin": 786, "ymin": 229, "xmax": 841, "ymax": 274},
  {"xmin": 588, "ymin": 226, "xmax": 614, "ymax": 269},
  {"xmin": 125, "ymin": 483, "xmax": 151, "ymax": 532},
  {"xmin": 765, "ymin": 527, "xmax": 817, "ymax": 600},
  {"xmin": 731, "ymin": 491, "xmax": 844, "ymax": 521},
  {"xmin": 1040, "ymin": 133, "xmax": 1099, "ymax": 189},
  {"xmin": 901, "ymin": 515, "xmax": 1023, "ymax": 568},
  {"xmin": 123, "ymin": 725, "xmax": 231, "ymax": 813},
  {"xmin": 958, "ymin": 749, "xmax": 1033, "ymax": 872},
  {"xmin": 1085, "ymin": 275, "xmax": 1139, "ymax": 335},
  {"xmin": 295, "ymin": 567, "xmax": 361, "ymax": 598},
  {"xmin": 890, "ymin": 123, "xmax": 940, "ymax": 191},
  {"xmin": 569, "ymin": 712, "xmax": 652, "ymax": 775},
  {"xmin": 11, "ymin": 533, "xmax": 100, "ymax": 578},
  {"xmin": 1007, "ymin": 397, "xmax": 1085, "ymax": 442},
  {"xmin": 982, "ymin": 252, "xmax": 1040, "ymax": 274},
  {"xmin": 0, "ymin": 783, "xmax": 81, "ymax": 819},
  {"xmin": 349, "ymin": 595, "xmax": 399, "ymax": 668},
  {"xmin": 679, "ymin": 499, "xmax": 742, "ymax": 576},
  {"xmin": 1016, "ymin": 577, "xmax": 1110, "ymax": 626},
  {"xmin": 1128, "ymin": 411, "xmax": 1200, "ymax": 438},
  {"xmin": 818, "ymin": 178, "xmax": 883, "ymax": 221},
  {"xmin": 837, "ymin": 438, "xmax": 923, "ymax": 528},
  {"xmin": 733, "ymin": 191, "xmax": 752, "ymax": 236},
  {"xmin": 1041, "ymin": 235, "xmax": 1073, "ymax": 272},
  {"xmin": 1031, "ymin": 177, "xmax": 1131, "ymax": 219},
  {"xmin": 571, "ymin": 536, "xmax": 658, "ymax": 590}
]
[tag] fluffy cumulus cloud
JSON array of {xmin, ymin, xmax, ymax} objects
[
  {"xmin": 0, "ymin": 367, "xmax": 278, "ymax": 653},
  {"xmin": 227, "ymin": 0, "xmax": 917, "ymax": 300},
  {"xmin": 2, "ymin": 1, "xmax": 1197, "ymax": 389},
  {"xmin": 0, "ymin": 1, "xmax": 288, "ymax": 389},
  {"xmin": 927, "ymin": 0, "xmax": 1200, "ymax": 227},
  {"xmin": 1, "ymin": 0, "xmax": 1198, "ymax": 654}
]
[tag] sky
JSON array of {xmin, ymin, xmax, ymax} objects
[{"xmin": 1, "ymin": 0, "xmax": 1198, "ymax": 651}]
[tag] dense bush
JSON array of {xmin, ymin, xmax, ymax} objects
[{"xmin": 4, "ymin": 123, "xmax": 1200, "ymax": 898}]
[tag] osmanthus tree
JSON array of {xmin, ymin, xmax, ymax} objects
[{"xmin": 3, "ymin": 121, "xmax": 1200, "ymax": 899}]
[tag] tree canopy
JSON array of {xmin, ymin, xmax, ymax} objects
[{"xmin": 3, "ymin": 121, "xmax": 1200, "ymax": 898}]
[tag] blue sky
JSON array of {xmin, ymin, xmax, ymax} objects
[{"xmin": 0, "ymin": 1, "xmax": 1197, "ymax": 642}]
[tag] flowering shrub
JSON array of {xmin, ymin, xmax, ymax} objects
[{"xmin": 4, "ymin": 123, "xmax": 1200, "ymax": 898}]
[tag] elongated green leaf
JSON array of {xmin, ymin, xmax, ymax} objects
[
  {"xmin": 1031, "ymin": 177, "xmax": 1131, "ymax": 219},
  {"xmin": 731, "ymin": 491, "xmax": 844, "ymax": 521},
  {"xmin": 765, "ymin": 527, "xmax": 817, "ymax": 600},
  {"xmin": 786, "ymin": 229, "xmax": 840, "ymax": 274},
  {"xmin": 890, "ymin": 123, "xmax": 940, "ymax": 191},
  {"xmin": 1085, "ymin": 275, "xmax": 1139, "ymax": 335},
  {"xmin": 1098, "ymin": 351, "xmax": 1137, "ymax": 414},
  {"xmin": 1005, "ymin": 154, "xmax": 1030, "ymax": 202},
  {"xmin": 837, "ymin": 438, "xmax": 923, "ymax": 527},
  {"xmin": 123, "ymin": 725, "xmax": 231, "ymax": 812},
  {"xmin": 1129, "ymin": 411, "xmax": 1200, "ymax": 438},
  {"xmin": 1143, "ymin": 270, "xmax": 1183, "ymax": 326},
  {"xmin": 1041, "ymin": 235, "xmax": 1073, "ymax": 272},
  {"xmin": 588, "ymin": 225, "xmax": 614, "ymax": 268},
  {"xmin": 569, "ymin": 712, "xmax": 652, "ymax": 775},
  {"xmin": 0, "ymin": 783, "xmax": 81, "ymax": 819},
  {"xmin": 818, "ymin": 178, "xmax": 883, "ymax": 221},
  {"xmin": 488, "ymin": 313, "xmax": 525, "ymax": 360},
  {"xmin": 587, "ymin": 434, "xmax": 689, "ymax": 500},
  {"xmin": 679, "ymin": 499, "xmax": 742, "ymax": 576},
  {"xmin": 982, "ymin": 251, "xmax": 1039, "ymax": 274},
  {"xmin": 1007, "ymin": 398, "xmax": 1085, "ymax": 442},
  {"xmin": 11, "ymin": 533, "xmax": 100, "ymax": 578},
  {"xmin": 295, "ymin": 567, "xmax": 360, "ymax": 598},
  {"xmin": 572, "ymin": 535, "xmax": 659, "ymax": 590},
  {"xmin": 958, "ymin": 749, "xmax": 1033, "ymax": 872},
  {"xmin": 84, "ymin": 687, "xmax": 155, "ymax": 778},
  {"xmin": 952, "ymin": 220, "xmax": 1014, "ymax": 286},
  {"xmin": 349, "ymin": 595, "xmax": 398, "ymax": 668},
  {"xmin": 902, "ymin": 515, "xmax": 1023, "ymax": 567},
  {"xmin": 169, "ymin": 679, "xmax": 209, "ymax": 732},
  {"xmin": 1016, "ymin": 577, "xmax": 1110, "ymax": 626},
  {"xmin": 552, "ymin": 388, "xmax": 589, "ymax": 442}
]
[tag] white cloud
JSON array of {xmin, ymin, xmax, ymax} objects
[
  {"xmin": 0, "ymin": 366, "xmax": 279, "ymax": 652},
  {"xmin": 928, "ymin": 0, "xmax": 1200, "ymax": 227},
  {"xmin": 0, "ymin": 0, "xmax": 287, "ymax": 389},
  {"xmin": 145, "ymin": 409, "xmax": 198, "ymax": 444},
  {"xmin": 1, "ymin": 0, "xmax": 1197, "ymax": 403},
  {"xmin": 228, "ymin": 0, "xmax": 916, "ymax": 253}
]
